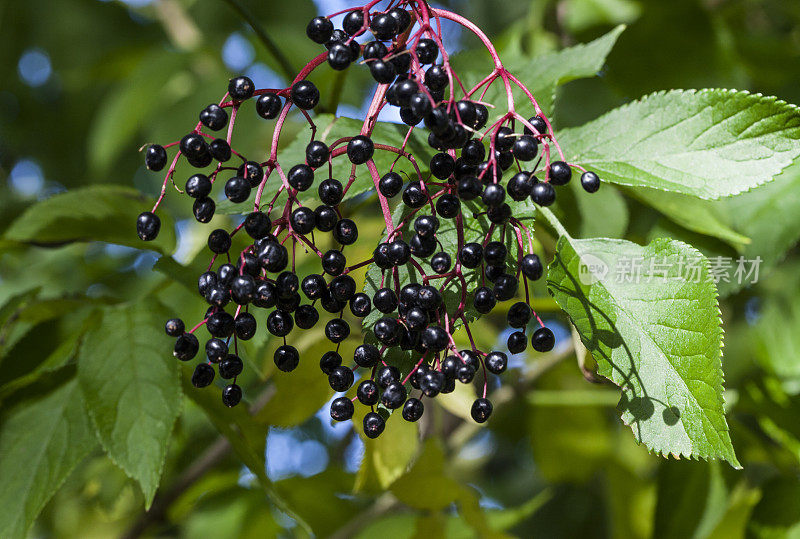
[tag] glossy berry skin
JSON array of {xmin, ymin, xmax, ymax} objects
[
  {"xmin": 532, "ymin": 327, "xmax": 556, "ymax": 352},
  {"xmin": 137, "ymin": 212, "xmax": 160, "ymax": 241},
  {"xmin": 328, "ymin": 42, "xmax": 352, "ymax": 70},
  {"xmin": 473, "ymin": 287, "xmax": 496, "ymax": 314},
  {"xmin": 325, "ymin": 318, "xmax": 350, "ymax": 343},
  {"xmin": 459, "ymin": 243, "xmax": 483, "ymax": 269},
  {"xmin": 402, "ymin": 398, "xmax": 424, "ymax": 422},
  {"xmin": 207, "ymin": 312, "xmax": 235, "ymax": 338},
  {"xmin": 313, "ymin": 206, "xmax": 337, "ymax": 232},
  {"xmin": 363, "ymin": 412, "xmax": 386, "ymax": 439},
  {"xmin": 222, "ymin": 384, "xmax": 242, "ymax": 407},
  {"xmin": 403, "ymin": 182, "xmax": 427, "ymax": 208},
  {"xmin": 347, "ymin": 135, "xmax": 374, "ymax": 164},
  {"xmin": 369, "ymin": 60, "xmax": 396, "ymax": 84},
  {"xmin": 294, "ymin": 305, "xmax": 319, "ymax": 330},
  {"xmin": 205, "ymin": 338, "xmax": 228, "ymax": 363},
  {"xmin": 370, "ymin": 13, "xmax": 398, "ymax": 40},
  {"xmin": 165, "ymin": 318, "xmax": 184, "ymax": 337},
  {"xmin": 191, "ymin": 363, "xmax": 215, "ymax": 388},
  {"xmin": 145, "ymin": 144, "xmax": 167, "ymax": 171},
  {"xmin": 458, "ymin": 176, "xmax": 483, "ymax": 201},
  {"xmin": 381, "ymin": 381, "xmax": 407, "ymax": 409},
  {"xmin": 288, "ymin": 164, "xmax": 314, "ymax": 191},
  {"xmin": 244, "ymin": 212, "xmax": 271, "ymax": 239},
  {"xmin": 389, "ymin": 7, "xmax": 412, "ymax": 33},
  {"xmin": 328, "ymin": 365, "xmax": 355, "ymax": 392},
  {"xmin": 513, "ymin": 135, "xmax": 538, "ymax": 161},
  {"xmin": 234, "ymin": 312, "xmax": 257, "ymax": 340},
  {"xmin": 508, "ymin": 302, "xmax": 532, "ymax": 328},
  {"xmin": 333, "ymin": 218, "xmax": 358, "ymax": 245},
  {"xmin": 256, "ymin": 93, "xmax": 282, "ymax": 119},
  {"xmin": 379, "ymin": 172, "xmax": 403, "ymax": 198},
  {"xmin": 330, "ymin": 397, "xmax": 354, "ymax": 421},
  {"xmin": 374, "ymin": 288, "xmax": 399, "ymax": 314},
  {"xmin": 521, "ymin": 254, "xmax": 544, "ymax": 280},
  {"xmin": 228, "ymin": 76, "xmax": 254, "ymax": 101},
  {"xmin": 219, "ymin": 354, "xmax": 243, "ymax": 379},
  {"xmin": 357, "ymin": 380, "xmax": 380, "ymax": 406},
  {"xmin": 387, "ymin": 240, "xmax": 411, "ymax": 266},
  {"xmin": 274, "ymin": 345, "xmax": 300, "ymax": 372},
  {"xmin": 493, "ymin": 273, "xmax": 518, "ymax": 302},
  {"xmin": 415, "ymin": 38, "xmax": 439, "ymax": 64},
  {"xmin": 306, "ymin": 141, "xmax": 330, "ymax": 169},
  {"xmin": 301, "ymin": 274, "xmax": 327, "ymax": 301},
  {"xmin": 485, "ymin": 351, "xmax": 508, "ymax": 374},
  {"xmin": 430, "ymin": 152, "xmax": 455, "ymax": 180},
  {"xmin": 209, "ymin": 139, "xmax": 231, "ymax": 162},
  {"xmin": 343, "ymin": 9, "xmax": 365, "ymax": 35},
  {"xmin": 207, "ymin": 229, "xmax": 231, "ymax": 254},
  {"xmin": 200, "ymin": 103, "xmax": 227, "ymax": 131},
  {"xmin": 507, "ymin": 331, "xmax": 528, "ymax": 354},
  {"xmin": 420, "ymin": 370, "xmax": 445, "ymax": 398},
  {"xmin": 581, "ymin": 171, "xmax": 601, "ymax": 193},
  {"xmin": 549, "ymin": 161, "xmax": 572, "ymax": 185},
  {"xmin": 508, "ymin": 172, "xmax": 534, "ymax": 201},
  {"xmin": 319, "ymin": 351, "xmax": 341, "ymax": 375},
  {"xmin": 350, "ymin": 293, "xmax": 372, "ymax": 317},
  {"xmin": 225, "ymin": 176, "xmax": 250, "ymax": 203},
  {"xmin": 322, "ymin": 250, "xmax": 346, "ymax": 276},
  {"xmin": 354, "ymin": 343, "xmax": 380, "ymax": 368},
  {"xmin": 484, "ymin": 241, "xmax": 507, "ymax": 265},
  {"xmin": 482, "ymin": 183, "xmax": 506, "ymax": 207},
  {"xmin": 174, "ymin": 333, "xmax": 199, "ymax": 361},
  {"xmin": 267, "ymin": 310, "xmax": 293, "ymax": 337},
  {"xmin": 431, "ymin": 252, "xmax": 451, "ymax": 274},
  {"xmin": 363, "ymin": 40, "xmax": 388, "ymax": 60},
  {"xmin": 291, "ymin": 80, "xmax": 319, "ymax": 110},
  {"xmin": 436, "ymin": 194, "xmax": 460, "ymax": 218},
  {"xmin": 495, "ymin": 126, "xmax": 515, "ymax": 151},
  {"xmin": 525, "ymin": 115, "xmax": 548, "ymax": 135},
  {"xmin": 471, "ymin": 398, "xmax": 493, "ymax": 423},
  {"xmin": 531, "ymin": 182, "xmax": 556, "ymax": 207},
  {"xmin": 290, "ymin": 207, "xmax": 315, "ymax": 234},
  {"xmin": 238, "ymin": 161, "xmax": 264, "ymax": 187},
  {"xmin": 306, "ymin": 16, "xmax": 334, "ymax": 44}
]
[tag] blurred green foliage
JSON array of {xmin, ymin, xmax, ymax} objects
[{"xmin": 1, "ymin": 0, "xmax": 800, "ymax": 537}]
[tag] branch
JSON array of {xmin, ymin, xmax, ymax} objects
[{"xmin": 220, "ymin": 0, "xmax": 296, "ymax": 82}]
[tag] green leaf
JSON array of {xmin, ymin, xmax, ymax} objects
[
  {"xmin": 181, "ymin": 364, "xmax": 314, "ymax": 535},
  {"xmin": 4, "ymin": 185, "xmax": 176, "ymax": 254},
  {"xmin": 627, "ymin": 187, "xmax": 751, "ymax": 249},
  {"xmin": 255, "ymin": 329, "xmax": 335, "ymax": 427},
  {"xmin": 0, "ymin": 367, "xmax": 96, "ymax": 539},
  {"xmin": 78, "ymin": 301, "xmax": 181, "ymax": 506},
  {"xmin": 558, "ymin": 89, "xmax": 800, "ymax": 199},
  {"xmin": 87, "ymin": 50, "xmax": 188, "ymax": 176},
  {"xmin": 353, "ymin": 406, "xmax": 419, "ymax": 492},
  {"xmin": 454, "ymin": 25, "xmax": 625, "ymax": 118},
  {"xmin": 546, "ymin": 230, "xmax": 739, "ymax": 467},
  {"xmin": 562, "ymin": 0, "xmax": 641, "ymax": 33},
  {"xmin": 654, "ymin": 460, "xmax": 729, "ymax": 539}
]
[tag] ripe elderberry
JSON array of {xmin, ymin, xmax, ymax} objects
[{"xmin": 142, "ymin": 1, "xmax": 596, "ymax": 425}]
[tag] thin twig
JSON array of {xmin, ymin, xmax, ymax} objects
[{"xmin": 220, "ymin": 0, "xmax": 296, "ymax": 81}]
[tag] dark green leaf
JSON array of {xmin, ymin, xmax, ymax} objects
[
  {"xmin": 78, "ymin": 301, "xmax": 181, "ymax": 506},
  {"xmin": 4, "ymin": 185, "xmax": 176, "ymax": 254}
]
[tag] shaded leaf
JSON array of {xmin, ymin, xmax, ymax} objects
[
  {"xmin": 0, "ymin": 367, "xmax": 96, "ymax": 539},
  {"xmin": 4, "ymin": 185, "xmax": 176, "ymax": 254}
]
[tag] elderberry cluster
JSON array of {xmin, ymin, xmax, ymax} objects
[{"xmin": 137, "ymin": 0, "xmax": 600, "ymax": 437}]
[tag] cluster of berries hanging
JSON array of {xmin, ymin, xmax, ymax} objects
[{"xmin": 139, "ymin": 0, "xmax": 600, "ymax": 438}]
